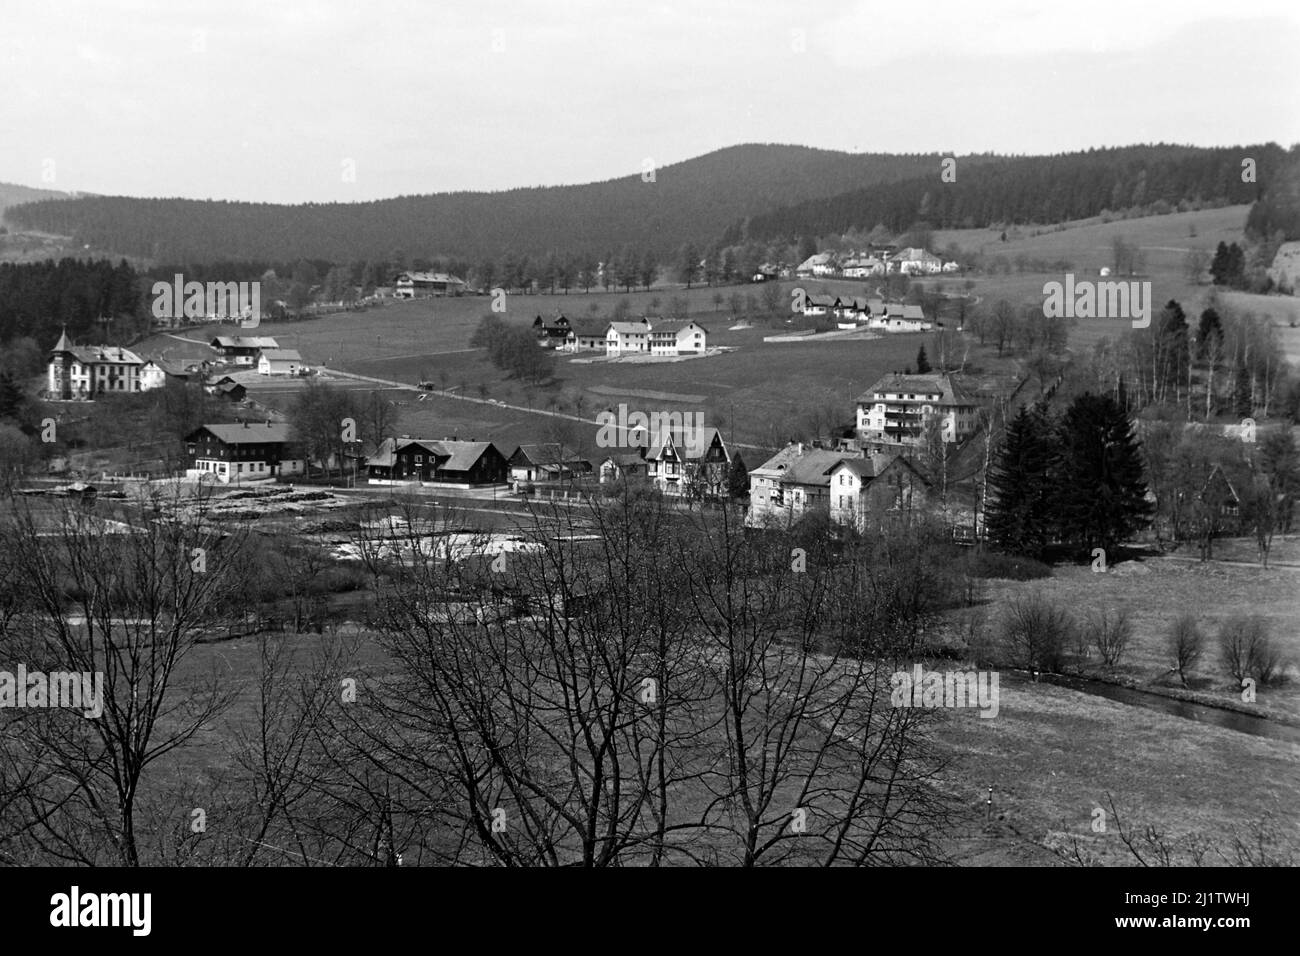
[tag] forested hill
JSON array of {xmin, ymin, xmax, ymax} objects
[
  {"xmin": 730, "ymin": 143, "xmax": 1294, "ymax": 244},
  {"xmin": 1, "ymin": 145, "xmax": 969, "ymax": 263},
  {"xmin": 0, "ymin": 182, "xmax": 70, "ymax": 218}
]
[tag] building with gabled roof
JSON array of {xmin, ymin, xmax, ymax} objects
[
  {"xmin": 184, "ymin": 421, "xmax": 305, "ymax": 483},
  {"xmin": 508, "ymin": 443, "xmax": 591, "ymax": 483},
  {"xmin": 746, "ymin": 441, "xmax": 930, "ymax": 529},
  {"xmin": 47, "ymin": 332, "xmax": 162, "ymax": 399},
  {"xmin": 257, "ymin": 348, "xmax": 303, "ymax": 376},
  {"xmin": 365, "ymin": 437, "xmax": 508, "ymax": 486},
  {"xmin": 642, "ymin": 424, "xmax": 731, "ymax": 497},
  {"xmin": 393, "ymin": 272, "xmax": 467, "ymax": 298}
]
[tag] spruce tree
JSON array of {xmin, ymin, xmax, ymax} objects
[
  {"xmin": 985, "ymin": 404, "xmax": 1059, "ymax": 559},
  {"xmin": 1055, "ymin": 393, "xmax": 1153, "ymax": 554},
  {"xmin": 726, "ymin": 454, "xmax": 749, "ymax": 500},
  {"xmin": 915, "ymin": 345, "xmax": 932, "ymax": 374}
]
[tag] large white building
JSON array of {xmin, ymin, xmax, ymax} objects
[
  {"xmin": 47, "ymin": 331, "xmax": 165, "ymax": 400},
  {"xmin": 855, "ymin": 373, "xmax": 980, "ymax": 447},
  {"xmin": 607, "ymin": 319, "xmax": 707, "ymax": 357}
]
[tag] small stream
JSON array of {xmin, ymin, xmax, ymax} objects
[{"xmin": 1010, "ymin": 671, "xmax": 1300, "ymax": 744}]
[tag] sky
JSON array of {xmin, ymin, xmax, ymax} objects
[{"xmin": 2, "ymin": 0, "xmax": 1297, "ymax": 204}]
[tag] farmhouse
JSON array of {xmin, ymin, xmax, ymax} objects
[
  {"xmin": 746, "ymin": 442, "xmax": 930, "ymax": 530},
  {"xmin": 751, "ymin": 264, "xmax": 779, "ymax": 282},
  {"xmin": 211, "ymin": 335, "xmax": 279, "ymax": 365},
  {"xmin": 796, "ymin": 253, "xmax": 837, "ymax": 277},
  {"xmin": 184, "ymin": 422, "xmax": 306, "ymax": 483},
  {"xmin": 841, "ymin": 257, "xmax": 885, "ymax": 278},
  {"xmin": 855, "ymin": 372, "xmax": 980, "ymax": 447},
  {"xmin": 889, "ymin": 248, "xmax": 944, "ymax": 275},
  {"xmin": 563, "ymin": 320, "xmax": 609, "ymax": 352},
  {"xmin": 508, "ymin": 443, "xmax": 591, "ymax": 482},
  {"xmin": 257, "ymin": 348, "xmax": 303, "ymax": 375},
  {"xmin": 392, "ymin": 272, "xmax": 468, "ymax": 298},
  {"xmin": 365, "ymin": 437, "xmax": 508, "ymax": 486},
  {"xmin": 606, "ymin": 319, "xmax": 652, "ymax": 355},
  {"xmin": 47, "ymin": 332, "xmax": 163, "ymax": 399}
]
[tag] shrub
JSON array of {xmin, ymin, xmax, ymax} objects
[
  {"xmin": 1219, "ymin": 615, "xmax": 1287, "ymax": 686},
  {"xmin": 1086, "ymin": 608, "xmax": 1133, "ymax": 666},
  {"xmin": 1000, "ymin": 591, "xmax": 1074, "ymax": 672},
  {"xmin": 1167, "ymin": 614, "xmax": 1204, "ymax": 687}
]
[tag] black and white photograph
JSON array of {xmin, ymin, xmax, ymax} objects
[{"xmin": 0, "ymin": 0, "xmax": 1296, "ymax": 937}]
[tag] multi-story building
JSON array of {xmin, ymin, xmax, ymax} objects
[
  {"xmin": 855, "ymin": 373, "xmax": 980, "ymax": 448},
  {"xmin": 184, "ymin": 422, "xmax": 306, "ymax": 483},
  {"xmin": 47, "ymin": 331, "xmax": 165, "ymax": 399}
]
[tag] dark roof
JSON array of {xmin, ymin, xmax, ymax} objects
[{"xmin": 189, "ymin": 422, "xmax": 292, "ymax": 444}]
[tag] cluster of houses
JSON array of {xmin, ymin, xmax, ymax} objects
[
  {"xmin": 209, "ymin": 336, "xmax": 305, "ymax": 375},
  {"xmin": 797, "ymin": 247, "xmax": 958, "ymax": 278},
  {"xmin": 800, "ymin": 295, "xmax": 933, "ymax": 332},
  {"xmin": 533, "ymin": 315, "xmax": 709, "ymax": 356},
  {"xmin": 44, "ymin": 332, "xmax": 308, "ymax": 402}
]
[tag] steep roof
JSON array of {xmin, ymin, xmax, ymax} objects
[
  {"xmin": 608, "ymin": 320, "xmax": 650, "ymax": 334},
  {"xmin": 511, "ymin": 443, "xmax": 584, "ymax": 465},
  {"xmin": 643, "ymin": 426, "xmax": 725, "ymax": 462},
  {"xmin": 50, "ymin": 340, "xmax": 144, "ymax": 365},
  {"xmin": 259, "ymin": 349, "xmax": 302, "ymax": 362}
]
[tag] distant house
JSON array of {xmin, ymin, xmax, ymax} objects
[
  {"xmin": 855, "ymin": 372, "xmax": 980, "ymax": 447},
  {"xmin": 796, "ymin": 253, "xmax": 837, "ymax": 277},
  {"xmin": 643, "ymin": 426, "xmax": 731, "ymax": 497},
  {"xmin": 211, "ymin": 335, "xmax": 279, "ymax": 365},
  {"xmin": 47, "ymin": 332, "xmax": 163, "ymax": 399},
  {"xmin": 392, "ymin": 272, "xmax": 468, "ymax": 298},
  {"xmin": 508, "ymin": 443, "xmax": 591, "ymax": 483},
  {"xmin": 214, "ymin": 380, "xmax": 247, "ymax": 402},
  {"xmin": 184, "ymin": 422, "xmax": 306, "ymax": 483},
  {"xmin": 802, "ymin": 293, "xmax": 837, "ymax": 317},
  {"xmin": 257, "ymin": 348, "xmax": 303, "ymax": 376},
  {"xmin": 746, "ymin": 442, "xmax": 930, "ymax": 530},
  {"xmin": 606, "ymin": 319, "xmax": 652, "ymax": 356},
  {"xmin": 564, "ymin": 320, "xmax": 609, "ymax": 352},
  {"xmin": 841, "ymin": 257, "xmax": 885, "ymax": 278},
  {"xmin": 533, "ymin": 314, "xmax": 572, "ymax": 347},
  {"xmin": 889, "ymin": 248, "xmax": 944, "ymax": 275},
  {"xmin": 751, "ymin": 264, "xmax": 779, "ymax": 282},
  {"xmin": 365, "ymin": 437, "xmax": 508, "ymax": 485},
  {"xmin": 598, "ymin": 450, "xmax": 649, "ymax": 483}
]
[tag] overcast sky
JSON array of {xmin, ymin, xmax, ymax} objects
[{"xmin": 2, "ymin": 0, "xmax": 1297, "ymax": 203}]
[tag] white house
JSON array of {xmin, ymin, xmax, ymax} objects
[
  {"xmin": 606, "ymin": 319, "xmax": 652, "ymax": 356},
  {"xmin": 855, "ymin": 372, "xmax": 980, "ymax": 447},
  {"xmin": 889, "ymin": 248, "xmax": 944, "ymax": 275},
  {"xmin": 796, "ymin": 253, "xmax": 837, "ymax": 277},
  {"xmin": 257, "ymin": 348, "xmax": 303, "ymax": 375},
  {"xmin": 842, "ymin": 257, "xmax": 885, "ymax": 278},
  {"xmin": 46, "ymin": 332, "xmax": 164, "ymax": 400}
]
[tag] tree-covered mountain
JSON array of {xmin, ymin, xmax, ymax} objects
[
  {"xmin": 0, "ymin": 145, "xmax": 987, "ymax": 263},
  {"xmin": 0, "ymin": 182, "xmax": 71, "ymax": 219},
  {"xmin": 732, "ymin": 144, "xmax": 1294, "ymax": 244}
]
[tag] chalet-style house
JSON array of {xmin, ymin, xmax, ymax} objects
[
  {"xmin": 184, "ymin": 422, "xmax": 306, "ymax": 483},
  {"xmin": 47, "ymin": 332, "xmax": 165, "ymax": 399},
  {"xmin": 508, "ymin": 443, "xmax": 592, "ymax": 483},
  {"xmin": 746, "ymin": 442, "xmax": 930, "ymax": 530},
  {"xmin": 257, "ymin": 348, "xmax": 303, "ymax": 375},
  {"xmin": 642, "ymin": 426, "xmax": 731, "ymax": 497},
  {"xmin": 533, "ymin": 315, "xmax": 572, "ymax": 347},
  {"xmin": 563, "ymin": 320, "xmax": 609, "ymax": 352},
  {"xmin": 365, "ymin": 437, "xmax": 508, "ymax": 486},
  {"xmin": 205, "ymin": 376, "xmax": 247, "ymax": 402},
  {"xmin": 855, "ymin": 373, "xmax": 980, "ymax": 448},
  {"xmin": 211, "ymin": 335, "xmax": 279, "ymax": 365},
  {"xmin": 392, "ymin": 272, "xmax": 467, "ymax": 298}
]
